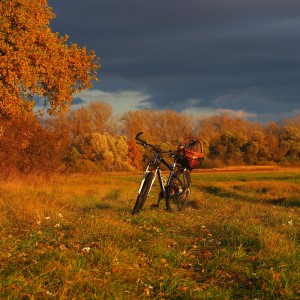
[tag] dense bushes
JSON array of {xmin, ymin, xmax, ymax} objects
[
  {"xmin": 0, "ymin": 115, "xmax": 69, "ymax": 177},
  {"xmin": 197, "ymin": 114, "xmax": 300, "ymax": 167},
  {"xmin": 65, "ymin": 132, "xmax": 133, "ymax": 172}
]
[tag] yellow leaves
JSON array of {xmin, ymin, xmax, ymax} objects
[
  {"xmin": 272, "ymin": 271, "xmax": 281, "ymax": 282},
  {"xmin": 0, "ymin": 0, "xmax": 100, "ymax": 118},
  {"xmin": 177, "ymin": 285, "xmax": 189, "ymax": 292},
  {"xmin": 203, "ymin": 249, "xmax": 212, "ymax": 258},
  {"xmin": 20, "ymin": 140, "xmax": 29, "ymax": 150}
]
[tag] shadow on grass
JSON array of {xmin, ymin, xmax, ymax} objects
[
  {"xmin": 200, "ymin": 186, "xmax": 300, "ymax": 208},
  {"xmin": 268, "ymin": 198, "xmax": 300, "ymax": 207},
  {"xmin": 188, "ymin": 199, "xmax": 202, "ymax": 209},
  {"xmin": 103, "ymin": 189, "xmax": 121, "ymax": 201},
  {"xmin": 82, "ymin": 203, "xmax": 112, "ymax": 213},
  {"xmin": 202, "ymin": 186, "xmax": 244, "ymax": 201}
]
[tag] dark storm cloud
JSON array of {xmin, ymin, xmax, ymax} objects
[{"xmin": 48, "ymin": 0, "xmax": 300, "ymax": 121}]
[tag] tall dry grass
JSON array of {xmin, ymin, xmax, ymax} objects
[{"xmin": 0, "ymin": 170, "xmax": 299, "ymax": 299}]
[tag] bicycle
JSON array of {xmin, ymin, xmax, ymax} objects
[{"xmin": 132, "ymin": 132, "xmax": 204, "ymax": 214}]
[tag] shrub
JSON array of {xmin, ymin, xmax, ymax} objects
[{"xmin": 0, "ymin": 115, "xmax": 69, "ymax": 177}]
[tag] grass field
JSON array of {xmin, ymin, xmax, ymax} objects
[{"xmin": 0, "ymin": 168, "xmax": 299, "ymax": 299}]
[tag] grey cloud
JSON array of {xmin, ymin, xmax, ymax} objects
[{"xmin": 48, "ymin": 0, "xmax": 300, "ymax": 121}]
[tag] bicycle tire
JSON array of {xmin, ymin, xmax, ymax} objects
[
  {"xmin": 132, "ymin": 171, "xmax": 155, "ymax": 214},
  {"xmin": 166, "ymin": 169, "xmax": 191, "ymax": 211}
]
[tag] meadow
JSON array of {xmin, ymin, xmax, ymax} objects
[{"xmin": 0, "ymin": 168, "xmax": 299, "ymax": 299}]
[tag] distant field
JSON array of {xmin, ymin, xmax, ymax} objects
[{"xmin": 0, "ymin": 169, "xmax": 299, "ymax": 299}]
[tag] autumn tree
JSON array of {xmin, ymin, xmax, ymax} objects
[
  {"xmin": 209, "ymin": 131, "xmax": 246, "ymax": 165},
  {"xmin": 196, "ymin": 114, "xmax": 254, "ymax": 144},
  {"xmin": 264, "ymin": 122, "xmax": 281, "ymax": 162},
  {"xmin": 127, "ymin": 138, "xmax": 142, "ymax": 170},
  {"xmin": 241, "ymin": 130, "xmax": 270, "ymax": 164},
  {"xmin": 0, "ymin": 115, "xmax": 69, "ymax": 176},
  {"xmin": 121, "ymin": 110, "xmax": 194, "ymax": 144},
  {"xmin": 66, "ymin": 101, "xmax": 115, "ymax": 139},
  {"xmin": 279, "ymin": 115, "xmax": 300, "ymax": 163},
  {"xmin": 196, "ymin": 114, "xmax": 274, "ymax": 166},
  {"xmin": 0, "ymin": 0, "xmax": 99, "ymax": 118}
]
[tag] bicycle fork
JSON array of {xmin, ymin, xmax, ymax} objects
[
  {"xmin": 138, "ymin": 166, "xmax": 167, "ymax": 209},
  {"xmin": 137, "ymin": 165, "xmax": 157, "ymax": 196}
]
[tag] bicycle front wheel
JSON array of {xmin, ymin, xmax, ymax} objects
[
  {"xmin": 132, "ymin": 171, "xmax": 155, "ymax": 215},
  {"xmin": 166, "ymin": 169, "xmax": 191, "ymax": 211}
]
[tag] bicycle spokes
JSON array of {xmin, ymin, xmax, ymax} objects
[{"xmin": 166, "ymin": 170, "xmax": 191, "ymax": 211}]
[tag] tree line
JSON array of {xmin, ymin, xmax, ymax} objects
[{"xmin": 1, "ymin": 101, "xmax": 299, "ymax": 177}]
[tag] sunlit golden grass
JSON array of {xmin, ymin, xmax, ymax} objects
[{"xmin": 0, "ymin": 170, "xmax": 299, "ymax": 299}]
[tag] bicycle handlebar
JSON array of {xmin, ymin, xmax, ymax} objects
[
  {"xmin": 135, "ymin": 132, "xmax": 146, "ymax": 144},
  {"xmin": 135, "ymin": 132, "xmax": 161, "ymax": 152},
  {"xmin": 135, "ymin": 132, "xmax": 179, "ymax": 157}
]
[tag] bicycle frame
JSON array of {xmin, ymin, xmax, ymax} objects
[{"xmin": 137, "ymin": 150, "xmax": 186, "ymax": 203}]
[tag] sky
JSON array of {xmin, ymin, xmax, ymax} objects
[{"xmin": 47, "ymin": 0, "xmax": 300, "ymax": 122}]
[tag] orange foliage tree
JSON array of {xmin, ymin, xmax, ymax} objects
[
  {"xmin": 66, "ymin": 101, "xmax": 114, "ymax": 139},
  {"xmin": 121, "ymin": 110, "xmax": 194, "ymax": 143},
  {"xmin": 0, "ymin": 0, "xmax": 99, "ymax": 118},
  {"xmin": 127, "ymin": 138, "xmax": 142, "ymax": 170},
  {"xmin": 0, "ymin": 115, "xmax": 69, "ymax": 176}
]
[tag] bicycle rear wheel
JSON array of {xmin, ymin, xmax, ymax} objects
[
  {"xmin": 166, "ymin": 169, "xmax": 191, "ymax": 211},
  {"xmin": 132, "ymin": 171, "xmax": 155, "ymax": 214}
]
